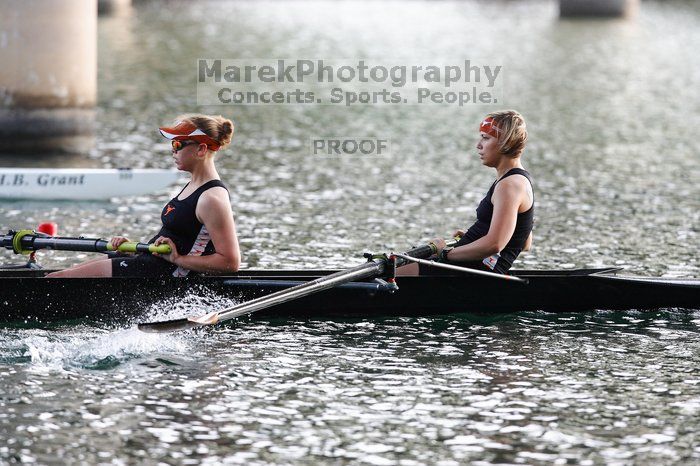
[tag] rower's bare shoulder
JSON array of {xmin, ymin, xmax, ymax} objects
[
  {"xmin": 499, "ymin": 174, "xmax": 530, "ymax": 188},
  {"xmin": 199, "ymin": 186, "xmax": 230, "ymax": 204},
  {"xmin": 197, "ymin": 186, "xmax": 232, "ymax": 218},
  {"xmin": 493, "ymin": 176, "xmax": 525, "ymax": 196}
]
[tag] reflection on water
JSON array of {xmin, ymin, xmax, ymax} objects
[
  {"xmin": 0, "ymin": 1, "xmax": 699, "ymax": 464},
  {"xmin": 2, "ymin": 311, "xmax": 700, "ymax": 463}
]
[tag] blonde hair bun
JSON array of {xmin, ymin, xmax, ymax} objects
[{"xmin": 175, "ymin": 113, "xmax": 235, "ymax": 150}]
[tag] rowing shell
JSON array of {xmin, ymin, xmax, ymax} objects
[
  {"xmin": 0, "ymin": 168, "xmax": 181, "ymax": 200},
  {"xmin": 0, "ymin": 267, "xmax": 697, "ymax": 325}
]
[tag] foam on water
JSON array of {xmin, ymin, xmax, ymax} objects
[
  {"xmin": 131, "ymin": 288, "xmax": 241, "ymax": 326},
  {"xmin": 18, "ymin": 327, "xmax": 187, "ymax": 370},
  {"xmin": 0, "ymin": 290, "xmax": 242, "ymax": 371}
]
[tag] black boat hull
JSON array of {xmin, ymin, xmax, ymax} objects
[{"xmin": 0, "ymin": 268, "xmax": 698, "ymax": 325}]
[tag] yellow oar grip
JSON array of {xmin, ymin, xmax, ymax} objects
[
  {"xmin": 148, "ymin": 244, "xmax": 172, "ymax": 254},
  {"xmin": 151, "ymin": 244, "xmax": 172, "ymax": 254},
  {"xmin": 107, "ymin": 242, "xmax": 172, "ymax": 254}
]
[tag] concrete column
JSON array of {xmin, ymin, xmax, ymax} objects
[
  {"xmin": 560, "ymin": 0, "xmax": 639, "ymax": 18},
  {"xmin": 0, "ymin": 0, "xmax": 97, "ymax": 154},
  {"xmin": 98, "ymin": 0, "xmax": 132, "ymax": 16}
]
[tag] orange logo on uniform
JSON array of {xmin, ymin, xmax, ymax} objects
[{"xmin": 164, "ymin": 204, "xmax": 175, "ymax": 216}]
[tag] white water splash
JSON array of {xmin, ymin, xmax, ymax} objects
[
  {"xmin": 134, "ymin": 288, "xmax": 240, "ymax": 325},
  {"xmin": 16, "ymin": 290, "xmax": 242, "ymax": 370},
  {"xmin": 22, "ymin": 327, "xmax": 190, "ymax": 370}
]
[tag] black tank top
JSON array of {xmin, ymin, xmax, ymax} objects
[
  {"xmin": 456, "ymin": 168, "xmax": 534, "ymax": 273},
  {"xmin": 150, "ymin": 179, "xmax": 228, "ymax": 257}
]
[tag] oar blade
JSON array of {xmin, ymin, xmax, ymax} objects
[
  {"xmin": 137, "ymin": 317, "xmax": 202, "ymax": 333},
  {"xmin": 189, "ymin": 311, "xmax": 220, "ymax": 325},
  {"xmin": 137, "ymin": 311, "xmax": 221, "ymax": 333}
]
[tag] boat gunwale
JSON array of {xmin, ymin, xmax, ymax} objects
[{"xmin": 0, "ymin": 266, "xmax": 627, "ymax": 280}]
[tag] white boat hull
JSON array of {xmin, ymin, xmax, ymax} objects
[{"xmin": 0, "ymin": 168, "xmax": 181, "ymax": 200}]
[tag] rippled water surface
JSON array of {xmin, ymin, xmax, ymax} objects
[
  {"xmin": 3, "ymin": 312, "xmax": 700, "ymax": 464},
  {"xmin": 1, "ymin": 0, "xmax": 699, "ymax": 464}
]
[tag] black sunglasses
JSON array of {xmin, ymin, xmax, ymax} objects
[{"xmin": 171, "ymin": 140, "xmax": 199, "ymax": 152}]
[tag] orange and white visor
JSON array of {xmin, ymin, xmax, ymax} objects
[
  {"xmin": 159, "ymin": 121, "xmax": 221, "ymax": 151},
  {"xmin": 479, "ymin": 117, "xmax": 501, "ymax": 139}
]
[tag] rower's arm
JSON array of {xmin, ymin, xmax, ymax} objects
[
  {"xmin": 446, "ymin": 179, "xmax": 520, "ymax": 262},
  {"xmin": 523, "ymin": 232, "xmax": 533, "ymax": 252}
]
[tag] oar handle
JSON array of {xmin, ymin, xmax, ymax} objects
[
  {"xmin": 108, "ymin": 242, "xmax": 172, "ymax": 254},
  {"xmin": 406, "ymin": 236, "xmax": 460, "ymax": 259},
  {"xmin": 1, "ymin": 230, "xmax": 172, "ymax": 255}
]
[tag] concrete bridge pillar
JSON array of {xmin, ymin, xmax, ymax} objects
[
  {"xmin": 560, "ymin": 0, "xmax": 639, "ymax": 17},
  {"xmin": 98, "ymin": 0, "xmax": 132, "ymax": 16},
  {"xmin": 0, "ymin": 0, "xmax": 97, "ymax": 154}
]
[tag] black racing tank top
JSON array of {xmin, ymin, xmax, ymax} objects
[
  {"xmin": 456, "ymin": 168, "xmax": 534, "ymax": 273},
  {"xmin": 150, "ymin": 179, "xmax": 228, "ymax": 257}
]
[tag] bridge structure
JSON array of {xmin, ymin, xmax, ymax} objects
[
  {"xmin": 560, "ymin": 0, "xmax": 638, "ymax": 17},
  {"xmin": 0, "ymin": 0, "xmax": 639, "ymax": 155}
]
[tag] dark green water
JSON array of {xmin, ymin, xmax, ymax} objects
[
  {"xmin": 2, "ymin": 312, "xmax": 700, "ymax": 463},
  {"xmin": 1, "ymin": 0, "xmax": 699, "ymax": 464}
]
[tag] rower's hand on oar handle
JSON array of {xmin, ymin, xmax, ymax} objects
[
  {"xmin": 428, "ymin": 235, "xmax": 461, "ymax": 258},
  {"xmin": 105, "ymin": 237, "xmax": 172, "ymax": 255},
  {"xmin": 109, "ymin": 236, "xmax": 130, "ymax": 250},
  {"xmin": 149, "ymin": 243, "xmax": 173, "ymax": 255},
  {"xmin": 152, "ymin": 236, "xmax": 179, "ymax": 263},
  {"xmin": 428, "ymin": 237, "xmax": 447, "ymax": 257},
  {"xmin": 107, "ymin": 236, "xmax": 133, "ymax": 255}
]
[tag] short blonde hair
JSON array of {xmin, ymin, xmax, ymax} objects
[
  {"xmin": 485, "ymin": 110, "xmax": 527, "ymax": 158},
  {"xmin": 176, "ymin": 114, "xmax": 234, "ymax": 150}
]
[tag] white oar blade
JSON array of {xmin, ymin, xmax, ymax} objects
[
  {"xmin": 188, "ymin": 311, "xmax": 220, "ymax": 325},
  {"xmin": 137, "ymin": 311, "xmax": 221, "ymax": 333},
  {"xmin": 137, "ymin": 317, "xmax": 203, "ymax": 333}
]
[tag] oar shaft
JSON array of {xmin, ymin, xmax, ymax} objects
[
  {"xmin": 215, "ymin": 240, "xmax": 450, "ymax": 322},
  {"xmin": 217, "ymin": 261, "xmax": 385, "ymax": 322},
  {"xmin": 2, "ymin": 230, "xmax": 171, "ymax": 254},
  {"xmin": 138, "ymin": 239, "xmax": 454, "ymax": 332}
]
